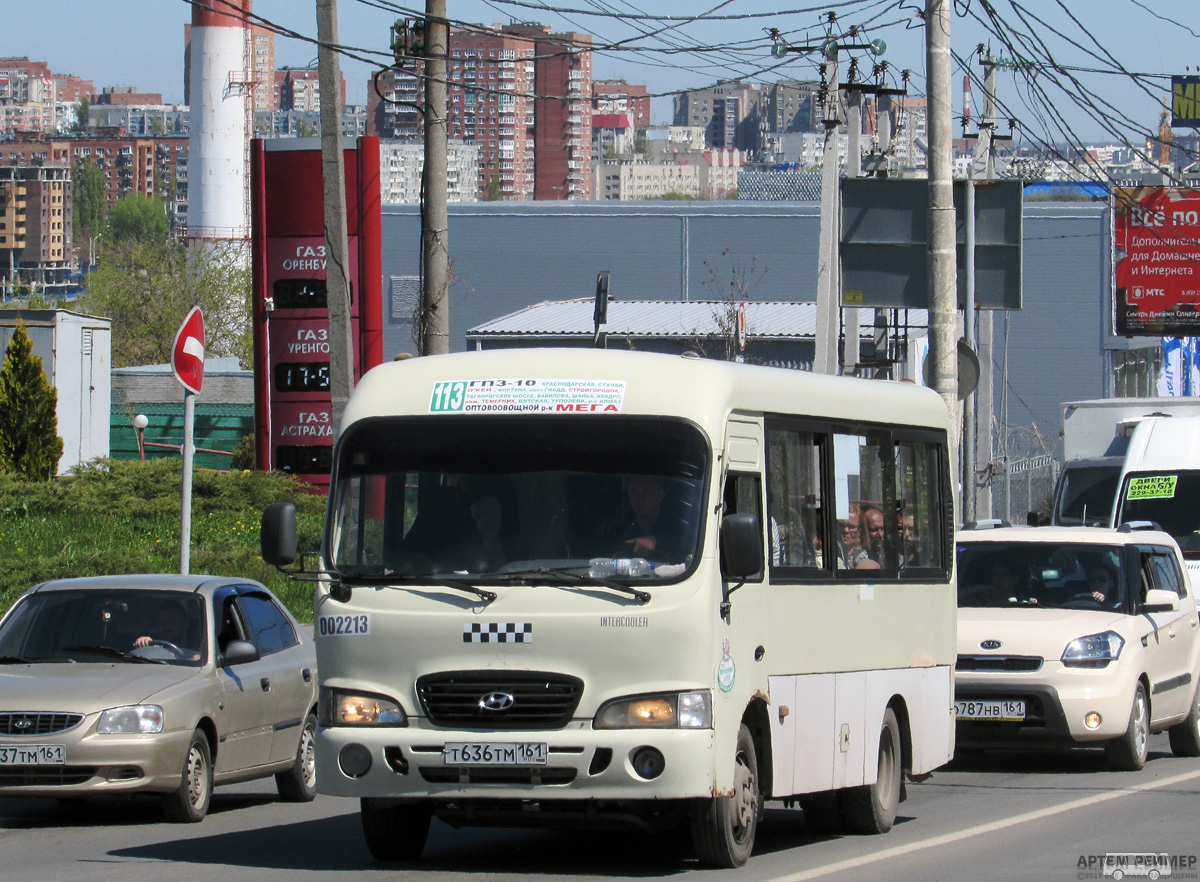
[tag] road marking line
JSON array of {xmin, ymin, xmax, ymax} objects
[{"xmin": 770, "ymin": 766, "xmax": 1200, "ymax": 882}]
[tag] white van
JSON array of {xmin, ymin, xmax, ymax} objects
[
  {"xmin": 262, "ymin": 349, "xmax": 959, "ymax": 867},
  {"xmin": 1111, "ymin": 415, "xmax": 1200, "ymax": 571}
]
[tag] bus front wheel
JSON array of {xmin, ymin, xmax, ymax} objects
[
  {"xmin": 843, "ymin": 707, "xmax": 902, "ymax": 834},
  {"xmin": 690, "ymin": 723, "xmax": 761, "ymax": 868},
  {"xmin": 360, "ymin": 798, "xmax": 432, "ymax": 863}
]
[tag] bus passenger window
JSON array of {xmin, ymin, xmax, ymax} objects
[{"xmin": 766, "ymin": 429, "xmax": 825, "ymax": 570}]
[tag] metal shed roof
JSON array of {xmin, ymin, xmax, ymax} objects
[{"xmin": 467, "ymin": 298, "xmax": 928, "ymax": 341}]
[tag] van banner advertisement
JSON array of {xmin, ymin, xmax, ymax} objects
[{"xmin": 1115, "ymin": 187, "xmax": 1200, "ymax": 336}]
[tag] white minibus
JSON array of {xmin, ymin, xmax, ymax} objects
[{"xmin": 262, "ymin": 348, "xmax": 957, "ymax": 867}]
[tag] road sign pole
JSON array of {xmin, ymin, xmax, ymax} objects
[{"xmin": 180, "ymin": 389, "xmax": 195, "ymax": 575}]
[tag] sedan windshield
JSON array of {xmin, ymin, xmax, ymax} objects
[
  {"xmin": 329, "ymin": 415, "xmax": 709, "ymax": 581},
  {"xmin": 957, "ymin": 542, "xmax": 1126, "ymax": 611},
  {"xmin": 0, "ymin": 590, "xmax": 207, "ymax": 665}
]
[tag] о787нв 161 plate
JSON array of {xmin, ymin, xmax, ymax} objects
[{"xmin": 954, "ymin": 700, "xmax": 1025, "ymax": 721}]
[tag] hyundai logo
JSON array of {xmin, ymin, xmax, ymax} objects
[
  {"xmin": 980, "ymin": 639, "xmax": 1003, "ymax": 650},
  {"xmin": 13, "ymin": 717, "xmax": 33, "ymax": 730},
  {"xmin": 479, "ymin": 691, "xmax": 515, "ymax": 712}
]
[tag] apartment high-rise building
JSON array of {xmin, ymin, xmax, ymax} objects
[
  {"xmin": 369, "ymin": 23, "xmax": 592, "ymax": 200},
  {"xmin": 593, "ymin": 79, "xmax": 650, "ymax": 129},
  {"xmin": 0, "ymin": 165, "xmax": 73, "ymax": 293}
]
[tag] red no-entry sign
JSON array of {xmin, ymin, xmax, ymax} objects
[{"xmin": 172, "ymin": 306, "xmax": 206, "ymax": 394}]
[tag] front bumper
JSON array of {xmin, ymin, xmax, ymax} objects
[
  {"xmin": 315, "ymin": 718, "xmax": 717, "ymax": 802},
  {"xmin": 955, "ymin": 661, "xmax": 1139, "ymax": 747},
  {"xmin": 0, "ymin": 728, "xmax": 193, "ymax": 797}
]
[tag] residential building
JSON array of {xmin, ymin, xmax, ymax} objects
[
  {"xmin": 379, "ymin": 139, "xmax": 480, "ymax": 203},
  {"xmin": 275, "ymin": 68, "xmax": 346, "ymax": 112},
  {"xmin": 766, "ymin": 80, "xmax": 822, "ymax": 134},
  {"xmin": 0, "ymin": 165, "xmax": 74, "ymax": 294},
  {"xmin": 673, "ymin": 83, "xmax": 764, "ymax": 154},
  {"xmin": 254, "ymin": 106, "xmax": 366, "ymax": 139},
  {"xmin": 0, "ymin": 58, "xmax": 58, "ymax": 134},
  {"xmin": 592, "ymin": 112, "xmax": 634, "ymax": 161},
  {"xmin": 94, "ymin": 87, "xmax": 164, "ymax": 106},
  {"xmin": 369, "ymin": 22, "xmax": 592, "ymax": 200},
  {"xmin": 594, "ymin": 147, "xmax": 741, "ymax": 200},
  {"xmin": 593, "ymin": 79, "xmax": 650, "ymax": 129}
]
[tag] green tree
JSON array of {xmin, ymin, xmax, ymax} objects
[
  {"xmin": 73, "ymin": 95, "xmax": 91, "ymax": 133},
  {"xmin": 0, "ymin": 320, "xmax": 64, "ymax": 480},
  {"xmin": 73, "ymin": 158, "xmax": 107, "ymax": 243},
  {"xmin": 81, "ymin": 240, "xmax": 252, "ymax": 367},
  {"xmin": 634, "ymin": 130, "xmax": 649, "ymax": 156},
  {"xmin": 107, "ymin": 192, "xmax": 169, "ymax": 244},
  {"xmin": 485, "ymin": 174, "xmax": 501, "ymax": 201}
]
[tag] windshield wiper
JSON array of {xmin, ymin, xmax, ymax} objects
[
  {"xmin": 0, "ymin": 655, "xmax": 32, "ymax": 664},
  {"xmin": 61, "ymin": 645, "xmax": 167, "ymax": 664},
  {"xmin": 488, "ymin": 567, "xmax": 651, "ymax": 604},
  {"xmin": 344, "ymin": 571, "xmax": 497, "ymax": 603}
]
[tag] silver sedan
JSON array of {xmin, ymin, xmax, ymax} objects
[{"xmin": 0, "ymin": 574, "xmax": 317, "ymax": 822}]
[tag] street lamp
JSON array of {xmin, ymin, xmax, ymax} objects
[
  {"xmin": 133, "ymin": 413, "xmax": 148, "ymax": 461},
  {"xmin": 89, "ymin": 232, "xmax": 104, "ymax": 268}
]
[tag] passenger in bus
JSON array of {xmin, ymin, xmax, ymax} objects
[
  {"xmin": 861, "ymin": 504, "xmax": 897, "ymax": 566},
  {"xmin": 836, "ymin": 503, "xmax": 871, "ymax": 569}
]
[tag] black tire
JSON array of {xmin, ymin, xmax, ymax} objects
[
  {"xmin": 1168, "ymin": 684, "xmax": 1200, "ymax": 757},
  {"xmin": 798, "ymin": 790, "xmax": 845, "ymax": 835},
  {"xmin": 162, "ymin": 730, "xmax": 213, "ymax": 823},
  {"xmin": 844, "ymin": 707, "xmax": 902, "ymax": 834},
  {"xmin": 690, "ymin": 723, "xmax": 761, "ymax": 868},
  {"xmin": 276, "ymin": 713, "xmax": 318, "ymax": 801},
  {"xmin": 1106, "ymin": 682, "xmax": 1150, "ymax": 771},
  {"xmin": 360, "ymin": 798, "xmax": 433, "ymax": 863}
]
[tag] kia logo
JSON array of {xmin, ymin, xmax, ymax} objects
[
  {"xmin": 980, "ymin": 640, "xmax": 1002, "ymax": 650},
  {"xmin": 479, "ymin": 691, "xmax": 515, "ymax": 712}
]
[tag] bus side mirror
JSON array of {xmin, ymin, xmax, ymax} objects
[
  {"xmin": 721, "ymin": 512, "xmax": 763, "ymax": 579},
  {"xmin": 261, "ymin": 502, "xmax": 298, "ymax": 566}
]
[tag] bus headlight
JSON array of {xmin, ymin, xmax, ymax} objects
[
  {"xmin": 1062, "ymin": 631, "xmax": 1124, "ymax": 668},
  {"xmin": 594, "ymin": 690, "xmax": 711, "ymax": 729},
  {"xmin": 319, "ymin": 688, "xmax": 407, "ymax": 726}
]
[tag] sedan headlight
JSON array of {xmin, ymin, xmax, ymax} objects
[
  {"xmin": 1062, "ymin": 631, "xmax": 1124, "ymax": 668},
  {"xmin": 319, "ymin": 688, "xmax": 407, "ymax": 726},
  {"xmin": 595, "ymin": 690, "xmax": 711, "ymax": 729},
  {"xmin": 97, "ymin": 705, "xmax": 164, "ymax": 734}
]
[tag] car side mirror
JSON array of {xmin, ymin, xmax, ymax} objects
[
  {"xmin": 1141, "ymin": 588, "xmax": 1179, "ymax": 614},
  {"xmin": 220, "ymin": 639, "xmax": 261, "ymax": 667},
  {"xmin": 261, "ymin": 501, "xmax": 298, "ymax": 566},
  {"xmin": 721, "ymin": 512, "xmax": 763, "ymax": 579}
]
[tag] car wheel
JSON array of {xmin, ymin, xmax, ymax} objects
[
  {"xmin": 690, "ymin": 723, "xmax": 761, "ymax": 868},
  {"xmin": 1106, "ymin": 682, "xmax": 1150, "ymax": 771},
  {"xmin": 162, "ymin": 730, "xmax": 213, "ymax": 822},
  {"xmin": 844, "ymin": 708, "xmax": 902, "ymax": 834},
  {"xmin": 276, "ymin": 712, "xmax": 318, "ymax": 801},
  {"xmin": 1167, "ymin": 682, "xmax": 1200, "ymax": 757},
  {"xmin": 361, "ymin": 798, "xmax": 433, "ymax": 862}
]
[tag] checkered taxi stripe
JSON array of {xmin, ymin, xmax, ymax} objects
[{"xmin": 463, "ymin": 623, "xmax": 533, "ymax": 643}]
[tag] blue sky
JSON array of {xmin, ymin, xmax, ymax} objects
[{"xmin": 3, "ymin": 1, "xmax": 1197, "ymax": 150}]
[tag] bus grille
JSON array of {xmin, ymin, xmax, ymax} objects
[{"xmin": 416, "ymin": 671, "xmax": 584, "ymax": 730}]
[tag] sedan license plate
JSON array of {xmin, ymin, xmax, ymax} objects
[
  {"xmin": 443, "ymin": 742, "xmax": 548, "ymax": 766},
  {"xmin": 955, "ymin": 699, "xmax": 1025, "ymax": 721},
  {"xmin": 0, "ymin": 744, "xmax": 66, "ymax": 765}
]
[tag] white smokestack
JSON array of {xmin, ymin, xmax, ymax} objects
[{"xmin": 187, "ymin": 0, "xmax": 251, "ymax": 241}]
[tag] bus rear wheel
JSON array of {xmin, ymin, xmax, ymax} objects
[
  {"xmin": 843, "ymin": 707, "xmax": 902, "ymax": 834},
  {"xmin": 690, "ymin": 723, "xmax": 760, "ymax": 868},
  {"xmin": 360, "ymin": 798, "xmax": 432, "ymax": 863}
]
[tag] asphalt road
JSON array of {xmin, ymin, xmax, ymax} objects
[{"xmin": 3, "ymin": 733, "xmax": 1199, "ymax": 882}]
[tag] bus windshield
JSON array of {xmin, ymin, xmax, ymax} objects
[
  {"xmin": 1117, "ymin": 470, "xmax": 1200, "ymax": 558},
  {"xmin": 328, "ymin": 416, "xmax": 709, "ymax": 580}
]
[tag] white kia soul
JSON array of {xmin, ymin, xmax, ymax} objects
[{"xmin": 954, "ymin": 524, "xmax": 1200, "ymax": 769}]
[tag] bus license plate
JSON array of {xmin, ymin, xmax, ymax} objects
[
  {"xmin": 443, "ymin": 742, "xmax": 548, "ymax": 766},
  {"xmin": 955, "ymin": 699, "xmax": 1025, "ymax": 721},
  {"xmin": 0, "ymin": 744, "xmax": 66, "ymax": 765}
]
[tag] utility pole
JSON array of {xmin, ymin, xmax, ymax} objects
[
  {"xmin": 316, "ymin": 0, "xmax": 354, "ymax": 427},
  {"xmin": 842, "ymin": 67, "xmax": 863, "ymax": 375},
  {"xmin": 421, "ymin": 0, "xmax": 450, "ymax": 355},
  {"xmin": 926, "ymin": 0, "xmax": 961, "ymax": 491},
  {"xmin": 974, "ymin": 52, "xmax": 1001, "ymax": 520}
]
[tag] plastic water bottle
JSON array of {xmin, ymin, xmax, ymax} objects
[{"xmin": 589, "ymin": 558, "xmax": 653, "ymax": 578}]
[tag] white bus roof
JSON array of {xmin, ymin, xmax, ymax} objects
[{"xmin": 342, "ymin": 348, "xmax": 951, "ymax": 436}]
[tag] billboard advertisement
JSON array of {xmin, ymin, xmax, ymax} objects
[
  {"xmin": 1172, "ymin": 76, "xmax": 1200, "ymax": 127},
  {"xmin": 1114, "ymin": 187, "xmax": 1200, "ymax": 337}
]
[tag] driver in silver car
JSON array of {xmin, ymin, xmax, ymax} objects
[{"xmin": 133, "ymin": 601, "xmax": 200, "ymax": 660}]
